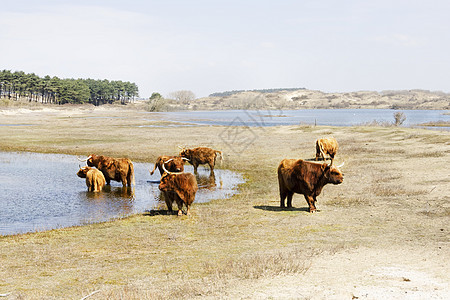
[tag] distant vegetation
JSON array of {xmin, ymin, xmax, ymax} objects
[
  {"xmin": 209, "ymin": 88, "xmax": 305, "ymax": 97},
  {"xmin": 0, "ymin": 70, "xmax": 139, "ymax": 105}
]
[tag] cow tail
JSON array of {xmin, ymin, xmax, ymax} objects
[
  {"xmin": 149, "ymin": 161, "xmax": 158, "ymax": 175},
  {"xmin": 130, "ymin": 161, "xmax": 135, "ymax": 185},
  {"xmin": 216, "ymin": 150, "xmax": 223, "ymax": 166}
]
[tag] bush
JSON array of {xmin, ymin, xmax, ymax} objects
[{"xmin": 393, "ymin": 112, "xmax": 406, "ymax": 126}]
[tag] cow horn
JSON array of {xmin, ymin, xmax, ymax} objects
[
  {"xmin": 162, "ymin": 159, "xmax": 183, "ymax": 175},
  {"xmin": 336, "ymin": 162, "xmax": 345, "ymax": 168},
  {"xmin": 77, "ymin": 155, "xmax": 91, "ymax": 162},
  {"xmin": 182, "ymin": 157, "xmax": 190, "ymax": 161}
]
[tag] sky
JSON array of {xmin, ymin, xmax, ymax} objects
[{"xmin": 1, "ymin": 0, "xmax": 449, "ymax": 98}]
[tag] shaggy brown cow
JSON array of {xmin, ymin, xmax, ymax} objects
[
  {"xmin": 315, "ymin": 137, "xmax": 339, "ymax": 166},
  {"xmin": 78, "ymin": 154, "xmax": 135, "ymax": 186},
  {"xmin": 149, "ymin": 155, "xmax": 188, "ymax": 176},
  {"xmin": 158, "ymin": 164, "xmax": 198, "ymax": 216},
  {"xmin": 77, "ymin": 166, "xmax": 106, "ymax": 192},
  {"xmin": 179, "ymin": 146, "xmax": 222, "ymax": 174},
  {"xmin": 278, "ymin": 159, "xmax": 344, "ymax": 212}
]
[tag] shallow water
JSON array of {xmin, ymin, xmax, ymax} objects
[
  {"xmin": 155, "ymin": 109, "xmax": 450, "ymax": 129},
  {"xmin": 0, "ymin": 152, "xmax": 244, "ymax": 235}
]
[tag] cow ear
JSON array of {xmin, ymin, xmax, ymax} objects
[{"xmin": 321, "ymin": 163, "xmax": 329, "ymax": 172}]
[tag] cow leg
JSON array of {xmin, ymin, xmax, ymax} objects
[
  {"xmin": 186, "ymin": 205, "xmax": 191, "ymax": 216},
  {"xmin": 304, "ymin": 195, "xmax": 316, "ymax": 213},
  {"xmin": 163, "ymin": 193, "xmax": 174, "ymax": 214},
  {"xmin": 127, "ymin": 172, "xmax": 132, "ymax": 187},
  {"xmin": 120, "ymin": 174, "xmax": 128, "ymax": 187},
  {"xmin": 286, "ymin": 192, "xmax": 293, "ymax": 208},
  {"xmin": 165, "ymin": 199, "xmax": 173, "ymax": 213},
  {"xmin": 193, "ymin": 163, "xmax": 198, "ymax": 174},
  {"xmin": 208, "ymin": 160, "xmax": 215, "ymax": 174},
  {"xmin": 175, "ymin": 196, "xmax": 184, "ymax": 216},
  {"xmin": 280, "ymin": 190, "xmax": 287, "ymax": 207}
]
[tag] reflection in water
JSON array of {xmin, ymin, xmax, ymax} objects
[
  {"xmin": 197, "ymin": 172, "xmax": 217, "ymax": 189},
  {"xmin": 0, "ymin": 152, "xmax": 244, "ymax": 235},
  {"xmin": 195, "ymin": 171, "xmax": 224, "ymax": 190}
]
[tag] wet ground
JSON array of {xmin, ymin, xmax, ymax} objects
[{"xmin": 0, "ymin": 152, "xmax": 244, "ymax": 235}]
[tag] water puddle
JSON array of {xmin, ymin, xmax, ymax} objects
[{"xmin": 0, "ymin": 152, "xmax": 244, "ymax": 235}]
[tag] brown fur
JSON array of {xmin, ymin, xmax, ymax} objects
[
  {"xmin": 159, "ymin": 172, "xmax": 198, "ymax": 216},
  {"xmin": 179, "ymin": 147, "xmax": 222, "ymax": 174},
  {"xmin": 315, "ymin": 137, "xmax": 339, "ymax": 165},
  {"xmin": 77, "ymin": 166, "xmax": 106, "ymax": 192},
  {"xmin": 278, "ymin": 159, "xmax": 343, "ymax": 212},
  {"xmin": 149, "ymin": 155, "xmax": 185, "ymax": 176},
  {"xmin": 86, "ymin": 154, "xmax": 135, "ymax": 186}
]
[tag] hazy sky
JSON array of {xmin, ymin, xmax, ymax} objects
[{"xmin": 1, "ymin": 0, "xmax": 449, "ymax": 98}]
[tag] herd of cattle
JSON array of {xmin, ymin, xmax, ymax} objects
[{"xmin": 76, "ymin": 138, "xmax": 344, "ymax": 215}]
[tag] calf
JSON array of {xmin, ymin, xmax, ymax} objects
[
  {"xmin": 77, "ymin": 166, "xmax": 106, "ymax": 192},
  {"xmin": 315, "ymin": 137, "xmax": 339, "ymax": 166}
]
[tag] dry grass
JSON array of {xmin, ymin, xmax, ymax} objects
[{"xmin": 0, "ymin": 107, "xmax": 449, "ymax": 299}]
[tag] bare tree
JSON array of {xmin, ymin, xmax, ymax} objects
[
  {"xmin": 168, "ymin": 90, "xmax": 196, "ymax": 103},
  {"xmin": 393, "ymin": 112, "xmax": 406, "ymax": 126}
]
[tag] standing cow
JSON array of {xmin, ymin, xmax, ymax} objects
[
  {"xmin": 179, "ymin": 146, "xmax": 222, "ymax": 174},
  {"xmin": 149, "ymin": 155, "xmax": 188, "ymax": 176},
  {"xmin": 158, "ymin": 164, "xmax": 198, "ymax": 216},
  {"xmin": 78, "ymin": 154, "xmax": 135, "ymax": 186},
  {"xmin": 278, "ymin": 159, "xmax": 344, "ymax": 212},
  {"xmin": 77, "ymin": 166, "xmax": 106, "ymax": 192},
  {"xmin": 315, "ymin": 137, "xmax": 339, "ymax": 166}
]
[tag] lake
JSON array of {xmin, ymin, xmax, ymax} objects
[
  {"xmin": 155, "ymin": 109, "xmax": 449, "ymax": 128},
  {"xmin": 0, "ymin": 152, "xmax": 244, "ymax": 236}
]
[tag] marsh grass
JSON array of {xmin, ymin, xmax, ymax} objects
[
  {"xmin": 410, "ymin": 151, "xmax": 445, "ymax": 158},
  {"xmin": 202, "ymin": 248, "xmax": 316, "ymax": 280},
  {"xmin": 327, "ymin": 195, "xmax": 369, "ymax": 207},
  {"xmin": 0, "ymin": 108, "xmax": 449, "ymax": 299}
]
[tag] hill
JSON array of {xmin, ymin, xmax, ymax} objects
[{"xmin": 184, "ymin": 89, "xmax": 450, "ymax": 110}]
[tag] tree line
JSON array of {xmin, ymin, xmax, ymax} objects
[{"xmin": 0, "ymin": 70, "xmax": 139, "ymax": 105}]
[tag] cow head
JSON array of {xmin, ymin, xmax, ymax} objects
[
  {"xmin": 179, "ymin": 148, "xmax": 192, "ymax": 159},
  {"xmin": 323, "ymin": 163, "xmax": 344, "ymax": 184},
  {"xmin": 165, "ymin": 156, "xmax": 187, "ymax": 173},
  {"xmin": 77, "ymin": 166, "xmax": 91, "ymax": 178},
  {"xmin": 78, "ymin": 154, "xmax": 96, "ymax": 167},
  {"xmin": 159, "ymin": 173, "xmax": 176, "ymax": 192},
  {"xmin": 86, "ymin": 154, "xmax": 98, "ymax": 167}
]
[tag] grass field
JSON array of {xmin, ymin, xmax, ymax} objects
[{"xmin": 0, "ymin": 106, "xmax": 449, "ymax": 299}]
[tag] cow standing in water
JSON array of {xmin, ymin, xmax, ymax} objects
[
  {"xmin": 278, "ymin": 159, "xmax": 344, "ymax": 212},
  {"xmin": 78, "ymin": 154, "xmax": 135, "ymax": 187},
  {"xmin": 158, "ymin": 163, "xmax": 198, "ymax": 216},
  {"xmin": 149, "ymin": 155, "xmax": 188, "ymax": 176},
  {"xmin": 77, "ymin": 166, "xmax": 106, "ymax": 192},
  {"xmin": 179, "ymin": 147, "xmax": 222, "ymax": 174}
]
